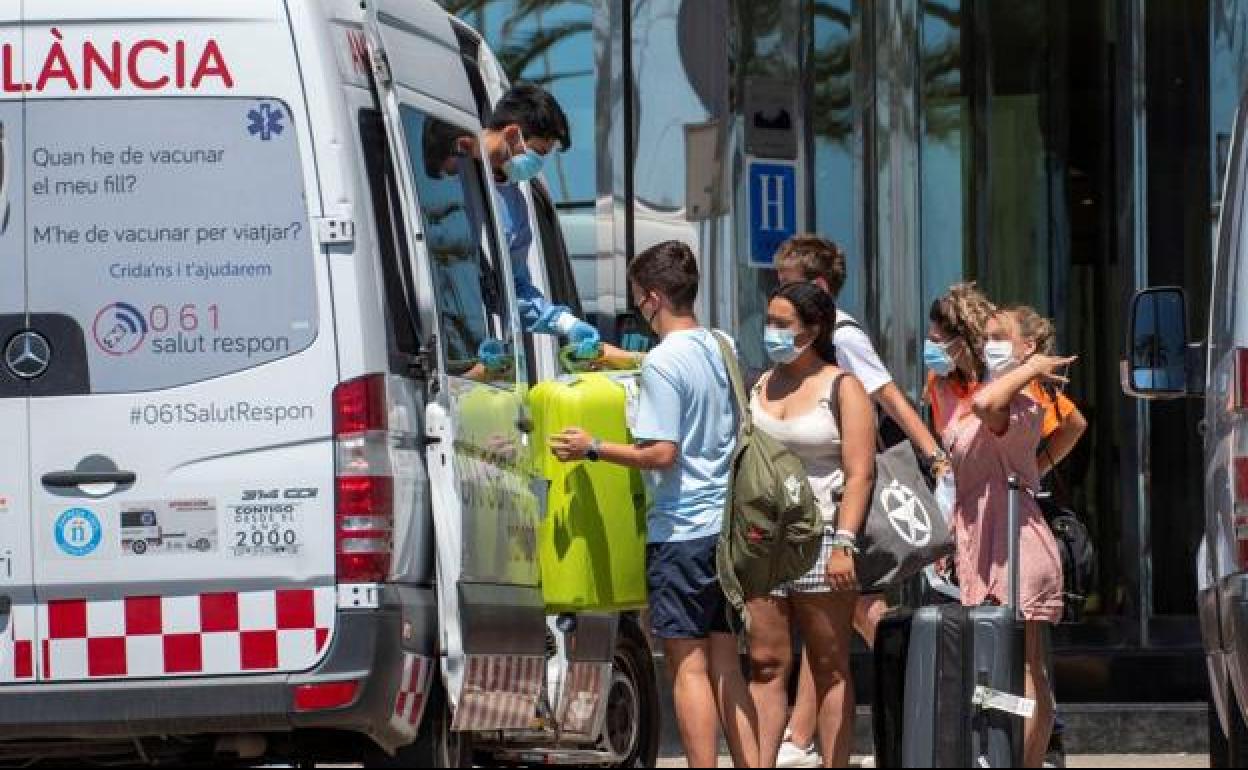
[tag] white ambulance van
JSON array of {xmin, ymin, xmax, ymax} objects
[
  {"xmin": 1125, "ymin": 90, "xmax": 1248, "ymax": 766},
  {"xmin": 0, "ymin": 1, "xmax": 657, "ymax": 765}
]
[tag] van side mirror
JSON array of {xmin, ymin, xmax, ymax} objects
[{"xmin": 1122, "ymin": 287, "xmax": 1195, "ymax": 399}]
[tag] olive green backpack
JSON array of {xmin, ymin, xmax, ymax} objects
[{"xmin": 711, "ymin": 332, "xmax": 822, "ymax": 626}]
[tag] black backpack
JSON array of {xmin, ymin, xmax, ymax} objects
[{"xmin": 1036, "ymin": 489, "xmax": 1097, "ymax": 623}]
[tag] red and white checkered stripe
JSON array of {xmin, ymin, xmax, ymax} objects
[
  {"xmin": 0, "ymin": 603, "xmax": 36, "ymax": 683},
  {"xmin": 37, "ymin": 588, "xmax": 334, "ymax": 681},
  {"xmin": 557, "ymin": 661, "xmax": 609, "ymax": 737},
  {"xmin": 389, "ymin": 653, "xmax": 434, "ymax": 737},
  {"xmin": 452, "ymin": 655, "xmax": 543, "ymax": 732}
]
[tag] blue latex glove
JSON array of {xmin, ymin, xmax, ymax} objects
[
  {"xmin": 567, "ymin": 320, "xmax": 602, "ymax": 360},
  {"xmin": 477, "ymin": 339, "xmax": 510, "ymax": 373}
]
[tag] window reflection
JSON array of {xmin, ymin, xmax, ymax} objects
[
  {"xmin": 632, "ymin": 0, "xmax": 712, "ymax": 211},
  {"xmin": 919, "ymin": 0, "xmax": 970, "ymax": 307},
  {"xmin": 1213, "ymin": 0, "xmax": 1248, "ymax": 196},
  {"xmin": 446, "ymin": 0, "xmax": 596, "ymax": 206},
  {"xmin": 811, "ymin": 0, "xmax": 864, "ymax": 317},
  {"xmin": 400, "ymin": 106, "xmax": 513, "ymax": 380}
]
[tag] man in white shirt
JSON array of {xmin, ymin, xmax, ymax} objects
[{"xmin": 773, "ymin": 235, "xmax": 947, "ymax": 768}]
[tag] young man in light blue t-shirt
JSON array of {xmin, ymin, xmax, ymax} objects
[{"xmin": 551, "ymin": 241, "xmax": 759, "ymax": 769}]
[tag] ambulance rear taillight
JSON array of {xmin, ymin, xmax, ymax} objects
[
  {"xmin": 333, "ymin": 376, "xmax": 394, "ymax": 583},
  {"xmin": 1233, "ymin": 350, "xmax": 1248, "ymax": 569}
]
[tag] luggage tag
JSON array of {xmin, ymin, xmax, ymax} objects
[{"xmin": 972, "ymin": 685, "xmax": 1036, "ymax": 719}]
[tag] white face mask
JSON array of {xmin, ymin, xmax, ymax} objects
[{"xmin": 984, "ymin": 339, "xmax": 1018, "ymax": 377}]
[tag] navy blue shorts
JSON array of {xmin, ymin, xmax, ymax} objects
[{"xmin": 647, "ymin": 535, "xmax": 734, "ymax": 640}]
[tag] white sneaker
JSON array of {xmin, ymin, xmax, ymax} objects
[{"xmin": 775, "ymin": 739, "xmax": 822, "ymax": 768}]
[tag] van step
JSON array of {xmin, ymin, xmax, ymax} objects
[{"xmin": 487, "ymin": 747, "xmax": 622, "ymax": 766}]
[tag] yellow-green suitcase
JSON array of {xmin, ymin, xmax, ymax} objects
[{"xmin": 530, "ymin": 371, "xmax": 649, "ymax": 613}]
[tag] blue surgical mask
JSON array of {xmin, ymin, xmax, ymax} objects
[
  {"xmin": 924, "ymin": 339, "xmax": 956, "ymax": 377},
  {"xmin": 503, "ymin": 147, "xmax": 545, "ymax": 184},
  {"xmin": 764, "ymin": 327, "xmax": 809, "ymax": 365}
]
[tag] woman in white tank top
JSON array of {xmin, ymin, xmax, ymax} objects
[{"xmin": 744, "ymin": 282, "xmax": 876, "ymax": 769}]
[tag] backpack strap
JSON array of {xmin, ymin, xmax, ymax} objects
[
  {"xmin": 826, "ymin": 372, "xmax": 848, "ymax": 427},
  {"xmin": 711, "ymin": 331, "xmax": 752, "ymax": 438},
  {"xmin": 827, "ymin": 371, "xmax": 886, "ymax": 453}
]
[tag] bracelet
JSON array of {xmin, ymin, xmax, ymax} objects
[
  {"xmin": 829, "ymin": 536, "xmax": 860, "ymax": 555},
  {"xmin": 924, "ymin": 448, "xmax": 950, "ymax": 469},
  {"xmin": 834, "ymin": 529, "xmax": 859, "ymax": 545}
]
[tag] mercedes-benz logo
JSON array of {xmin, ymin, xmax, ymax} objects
[
  {"xmin": 6, "ymin": 331, "xmax": 52, "ymax": 380},
  {"xmin": 879, "ymin": 479, "xmax": 934, "ymax": 548}
]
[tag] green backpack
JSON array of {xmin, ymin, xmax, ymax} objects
[{"xmin": 710, "ymin": 332, "xmax": 823, "ymax": 626}]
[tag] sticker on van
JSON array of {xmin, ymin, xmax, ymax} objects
[
  {"xmin": 25, "ymin": 98, "xmax": 318, "ymax": 394},
  {"xmin": 120, "ymin": 499, "xmax": 218, "ymax": 557},
  {"xmin": 228, "ymin": 488, "xmax": 315, "ymax": 557},
  {"xmin": 54, "ymin": 508, "xmax": 103, "ymax": 558}
]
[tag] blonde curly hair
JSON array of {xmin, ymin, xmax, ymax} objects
[
  {"xmin": 1006, "ymin": 304, "xmax": 1057, "ymax": 356},
  {"xmin": 929, "ymin": 282, "xmax": 997, "ymax": 375}
]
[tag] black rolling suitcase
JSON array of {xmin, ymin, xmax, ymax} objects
[
  {"xmin": 872, "ymin": 608, "xmax": 914, "ymax": 769},
  {"xmin": 873, "ymin": 476, "xmax": 1031, "ymax": 768}
]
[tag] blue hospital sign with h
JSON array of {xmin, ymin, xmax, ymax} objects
[{"xmin": 748, "ymin": 160, "xmax": 798, "ymax": 267}]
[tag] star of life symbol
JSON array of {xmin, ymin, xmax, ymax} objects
[
  {"xmin": 784, "ymin": 475, "xmax": 802, "ymax": 506},
  {"xmin": 248, "ymin": 103, "xmax": 285, "ymax": 141},
  {"xmin": 879, "ymin": 479, "xmax": 933, "ymax": 548}
]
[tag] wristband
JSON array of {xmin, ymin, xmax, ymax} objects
[
  {"xmin": 924, "ymin": 448, "xmax": 950, "ymax": 470},
  {"xmin": 834, "ymin": 529, "xmax": 859, "ymax": 545},
  {"xmin": 586, "ymin": 438, "xmax": 603, "ymax": 462},
  {"xmin": 829, "ymin": 537, "xmax": 860, "ymax": 556}
]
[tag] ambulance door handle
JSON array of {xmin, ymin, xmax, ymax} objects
[{"xmin": 42, "ymin": 471, "xmax": 137, "ymax": 489}]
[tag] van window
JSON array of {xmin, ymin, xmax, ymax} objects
[
  {"xmin": 359, "ymin": 109, "xmax": 424, "ymax": 372},
  {"xmin": 25, "ymin": 99, "xmax": 317, "ymax": 394},
  {"xmin": 398, "ymin": 106, "xmax": 511, "ymax": 376},
  {"xmin": 531, "ymin": 179, "xmax": 584, "ymax": 320}
]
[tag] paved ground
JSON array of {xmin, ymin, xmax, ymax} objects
[{"xmin": 655, "ymin": 755, "xmax": 1210, "ymax": 768}]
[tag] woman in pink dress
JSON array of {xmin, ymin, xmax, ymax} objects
[{"xmin": 924, "ymin": 284, "xmax": 1074, "ymax": 768}]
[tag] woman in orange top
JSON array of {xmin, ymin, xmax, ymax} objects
[
  {"xmin": 925, "ymin": 284, "xmax": 1074, "ymax": 768},
  {"xmin": 1006, "ymin": 306, "xmax": 1088, "ymax": 477}
]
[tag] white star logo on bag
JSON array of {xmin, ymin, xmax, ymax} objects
[
  {"xmin": 785, "ymin": 475, "xmax": 802, "ymax": 506},
  {"xmin": 879, "ymin": 480, "xmax": 933, "ymax": 548}
]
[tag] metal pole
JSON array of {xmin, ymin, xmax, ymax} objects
[{"xmin": 1008, "ymin": 474, "xmax": 1021, "ymax": 617}]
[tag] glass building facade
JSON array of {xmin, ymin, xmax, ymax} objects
[{"xmin": 444, "ymin": 0, "xmax": 1248, "ymax": 700}]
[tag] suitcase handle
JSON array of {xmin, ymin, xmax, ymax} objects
[{"xmin": 1007, "ymin": 474, "xmax": 1021, "ymax": 618}]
